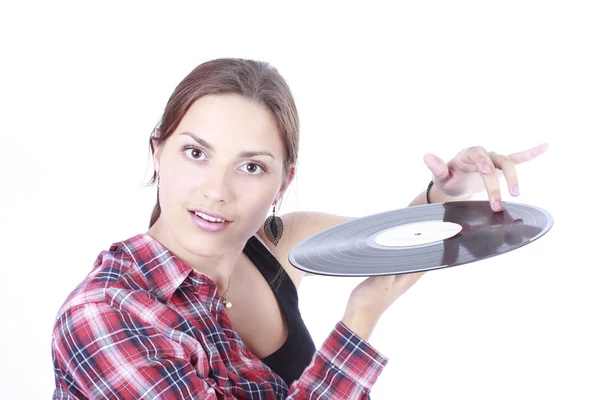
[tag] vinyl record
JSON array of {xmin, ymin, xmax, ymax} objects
[{"xmin": 288, "ymin": 201, "xmax": 554, "ymax": 277}]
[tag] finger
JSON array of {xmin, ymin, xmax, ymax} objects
[
  {"xmin": 481, "ymin": 167, "xmax": 504, "ymax": 211},
  {"xmin": 459, "ymin": 146, "xmax": 494, "ymax": 175},
  {"xmin": 508, "ymin": 142, "xmax": 549, "ymax": 164},
  {"xmin": 489, "ymin": 152, "xmax": 519, "ymax": 196},
  {"xmin": 423, "ymin": 153, "xmax": 451, "ymax": 185},
  {"xmin": 464, "ymin": 147, "xmax": 503, "ymax": 211}
]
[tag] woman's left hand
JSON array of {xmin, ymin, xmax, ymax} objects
[{"xmin": 423, "ymin": 143, "xmax": 549, "ymax": 211}]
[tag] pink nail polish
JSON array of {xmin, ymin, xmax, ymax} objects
[{"xmin": 512, "ymin": 185, "xmax": 520, "ymax": 196}]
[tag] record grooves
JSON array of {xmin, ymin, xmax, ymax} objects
[{"xmin": 288, "ymin": 201, "xmax": 554, "ymax": 277}]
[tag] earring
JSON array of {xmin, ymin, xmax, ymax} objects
[{"xmin": 264, "ymin": 204, "xmax": 283, "ymax": 246}]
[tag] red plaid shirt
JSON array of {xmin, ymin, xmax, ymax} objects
[{"xmin": 51, "ymin": 233, "xmax": 388, "ymax": 399}]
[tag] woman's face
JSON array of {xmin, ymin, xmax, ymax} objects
[{"xmin": 152, "ymin": 93, "xmax": 293, "ymax": 258}]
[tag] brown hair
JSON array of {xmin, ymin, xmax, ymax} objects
[{"xmin": 147, "ymin": 58, "xmax": 300, "ymax": 228}]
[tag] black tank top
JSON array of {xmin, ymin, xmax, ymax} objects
[{"xmin": 242, "ymin": 235, "xmax": 317, "ymax": 387}]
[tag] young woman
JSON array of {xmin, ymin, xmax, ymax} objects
[{"xmin": 51, "ymin": 58, "xmax": 548, "ymax": 399}]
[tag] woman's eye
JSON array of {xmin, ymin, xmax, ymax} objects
[
  {"xmin": 243, "ymin": 163, "xmax": 264, "ymax": 174},
  {"xmin": 185, "ymin": 148, "xmax": 206, "ymax": 160}
]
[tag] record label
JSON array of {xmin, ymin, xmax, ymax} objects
[{"xmin": 373, "ymin": 220, "xmax": 463, "ymax": 247}]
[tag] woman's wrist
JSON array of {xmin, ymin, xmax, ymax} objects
[
  {"xmin": 425, "ymin": 181, "xmax": 474, "ymax": 204},
  {"xmin": 426, "ymin": 180, "xmax": 435, "ymax": 203},
  {"xmin": 341, "ymin": 308, "xmax": 381, "ymax": 342}
]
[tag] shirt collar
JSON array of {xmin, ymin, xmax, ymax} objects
[{"xmin": 114, "ymin": 233, "xmax": 216, "ymax": 303}]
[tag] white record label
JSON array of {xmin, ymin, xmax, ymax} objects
[{"xmin": 373, "ymin": 220, "xmax": 463, "ymax": 247}]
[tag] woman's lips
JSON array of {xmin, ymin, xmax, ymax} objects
[{"xmin": 189, "ymin": 211, "xmax": 232, "ymax": 232}]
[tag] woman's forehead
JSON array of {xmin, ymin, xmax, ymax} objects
[{"xmin": 174, "ymin": 95, "xmax": 283, "ymax": 151}]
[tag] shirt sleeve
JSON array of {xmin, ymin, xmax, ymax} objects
[{"xmin": 285, "ymin": 321, "xmax": 389, "ymax": 399}]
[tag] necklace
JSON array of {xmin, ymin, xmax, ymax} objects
[
  {"xmin": 221, "ymin": 294, "xmax": 232, "ymax": 309},
  {"xmin": 220, "ymin": 277, "xmax": 232, "ymax": 309}
]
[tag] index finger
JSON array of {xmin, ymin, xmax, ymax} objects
[{"xmin": 508, "ymin": 142, "xmax": 549, "ymax": 164}]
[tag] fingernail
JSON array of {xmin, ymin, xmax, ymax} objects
[
  {"xmin": 511, "ymin": 185, "xmax": 520, "ymax": 196},
  {"xmin": 493, "ymin": 200, "xmax": 503, "ymax": 211},
  {"xmin": 481, "ymin": 164, "xmax": 490, "ymax": 173}
]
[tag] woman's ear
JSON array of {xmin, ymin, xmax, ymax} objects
[
  {"xmin": 276, "ymin": 165, "xmax": 296, "ymax": 201},
  {"xmin": 151, "ymin": 127, "xmax": 161, "ymax": 147},
  {"xmin": 153, "ymin": 154, "xmax": 160, "ymax": 174},
  {"xmin": 287, "ymin": 165, "xmax": 296, "ymax": 183},
  {"xmin": 150, "ymin": 127, "xmax": 163, "ymax": 174}
]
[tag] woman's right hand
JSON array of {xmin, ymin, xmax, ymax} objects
[{"xmin": 342, "ymin": 272, "xmax": 425, "ymax": 340}]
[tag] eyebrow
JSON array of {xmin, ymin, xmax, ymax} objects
[{"xmin": 180, "ymin": 131, "xmax": 275, "ymax": 159}]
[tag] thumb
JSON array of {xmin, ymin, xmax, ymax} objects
[{"xmin": 423, "ymin": 153, "xmax": 450, "ymax": 185}]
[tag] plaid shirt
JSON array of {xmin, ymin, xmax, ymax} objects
[{"xmin": 51, "ymin": 233, "xmax": 388, "ymax": 399}]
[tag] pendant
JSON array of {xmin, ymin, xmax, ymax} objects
[{"xmin": 222, "ymin": 297, "xmax": 232, "ymax": 309}]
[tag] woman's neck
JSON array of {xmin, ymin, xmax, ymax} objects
[{"xmin": 146, "ymin": 219, "xmax": 245, "ymax": 291}]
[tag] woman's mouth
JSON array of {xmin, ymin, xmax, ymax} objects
[
  {"xmin": 189, "ymin": 210, "xmax": 231, "ymax": 233},
  {"xmin": 193, "ymin": 210, "xmax": 227, "ymax": 223}
]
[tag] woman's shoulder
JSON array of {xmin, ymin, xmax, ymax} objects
[
  {"xmin": 53, "ymin": 234, "xmax": 148, "ymax": 323},
  {"xmin": 255, "ymin": 211, "xmax": 354, "ymax": 285}
]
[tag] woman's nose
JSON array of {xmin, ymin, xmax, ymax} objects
[{"xmin": 201, "ymin": 168, "xmax": 233, "ymax": 203}]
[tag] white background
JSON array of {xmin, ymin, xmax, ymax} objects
[{"xmin": 1, "ymin": 1, "xmax": 599, "ymax": 398}]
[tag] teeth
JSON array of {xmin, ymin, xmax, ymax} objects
[{"xmin": 194, "ymin": 211, "xmax": 225, "ymax": 223}]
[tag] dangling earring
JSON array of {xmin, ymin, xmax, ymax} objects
[{"xmin": 264, "ymin": 204, "xmax": 283, "ymax": 246}]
